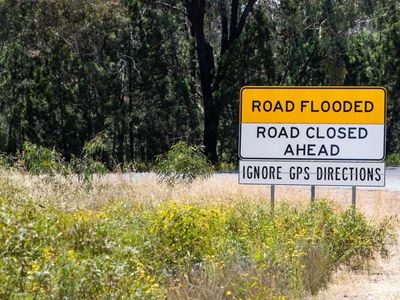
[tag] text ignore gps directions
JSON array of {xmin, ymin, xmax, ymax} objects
[
  {"xmin": 239, "ymin": 160, "xmax": 385, "ymax": 187},
  {"xmin": 239, "ymin": 87, "xmax": 386, "ymax": 161}
]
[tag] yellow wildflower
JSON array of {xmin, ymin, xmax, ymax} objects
[
  {"xmin": 95, "ymin": 211, "xmax": 107, "ymax": 219},
  {"xmin": 43, "ymin": 248, "xmax": 54, "ymax": 261},
  {"xmin": 31, "ymin": 263, "xmax": 41, "ymax": 272},
  {"xmin": 67, "ymin": 249, "xmax": 76, "ymax": 260},
  {"xmin": 32, "ymin": 282, "xmax": 40, "ymax": 292}
]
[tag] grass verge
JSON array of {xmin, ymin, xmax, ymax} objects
[{"xmin": 0, "ymin": 173, "xmax": 396, "ymax": 299}]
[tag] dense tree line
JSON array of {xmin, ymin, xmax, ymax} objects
[{"xmin": 0, "ymin": 0, "xmax": 399, "ymax": 166}]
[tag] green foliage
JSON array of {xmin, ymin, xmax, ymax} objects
[
  {"xmin": 0, "ymin": 0, "xmax": 202, "ymax": 165},
  {"xmin": 16, "ymin": 136, "xmax": 107, "ymax": 184},
  {"xmin": 328, "ymin": 209, "xmax": 395, "ymax": 270},
  {"xmin": 0, "ymin": 178, "xmax": 396, "ymax": 300},
  {"xmin": 69, "ymin": 157, "xmax": 107, "ymax": 184},
  {"xmin": 143, "ymin": 202, "xmax": 220, "ymax": 272},
  {"xmin": 69, "ymin": 133, "xmax": 108, "ymax": 183},
  {"xmin": 386, "ymin": 152, "xmax": 400, "ymax": 166},
  {"xmin": 0, "ymin": 197, "xmax": 165, "ymax": 299},
  {"xmin": 154, "ymin": 141, "xmax": 213, "ymax": 185},
  {"xmin": 0, "ymin": 153, "xmax": 14, "ymax": 170},
  {"xmin": 83, "ymin": 132, "xmax": 108, "ymax": 159},
  {"xmin": 1, "ymin": 0, "xmax": 400, "ymax": 163},
  {"xmin": 20, "ymin": 142, "xmax": 68, "ymax": 176}
]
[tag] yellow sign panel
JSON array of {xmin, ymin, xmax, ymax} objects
[{"xmin": 241, "ymin": 87, "xmax": 386, "ymax": 124}]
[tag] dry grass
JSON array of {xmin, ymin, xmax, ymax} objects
[
  {"xmin": 2, "ymin": 170, "xmax": 400, "ymax": 299},
  {"xmin": 1, "ymin": 171, "xmax": 270, "ymax": 210},
  {"xmin": 4, "ymin": 170, "xmax": 400, "ymax": 219},
  {"xmin": 314, "ymin": 228, "xmax": 400, "ymax": 300},
  {"xmin": 105, "ymin": 173, "xmax": 400, "ymax": 221}
]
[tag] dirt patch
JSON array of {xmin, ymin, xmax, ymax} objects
[{"xmin": 314, "ymin": 229, "xmax": 400, "ymax": 300}]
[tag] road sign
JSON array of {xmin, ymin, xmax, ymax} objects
[
  {"xmin": 239, "ymin": 87, "xmax": 386, "ymax": 161},
  {"xmin": 239, "ymin": 160, "xmax": 385, "ymax": 187}
]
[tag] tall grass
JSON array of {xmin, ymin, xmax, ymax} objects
[{"xmin": 0, "ymin": 170, "xmax": 396, "ymax": 299}]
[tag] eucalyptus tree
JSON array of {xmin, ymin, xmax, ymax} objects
[
  {"xmin": 0, "ymin": 0, "xmax": 132, "ymax": 159},
  {"xmin": 182, "ymin": 0, "xmax": 259, "ymax": 163}
]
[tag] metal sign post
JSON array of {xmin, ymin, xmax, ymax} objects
[
  {"xmin": 352, "ymin": 186, "xmax": 357, "ymax": 208},
  {"xmin": 270, "ymin": 185, "xmax": 275, "ymax": 211},
  {"xmin": 311, "ymin": 185, "xmax": 316, "ymax": 203}
]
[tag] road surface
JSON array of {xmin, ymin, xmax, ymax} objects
[{"xmin": 385, "ymin": 167, "xmax": 400, "ymax": 190}]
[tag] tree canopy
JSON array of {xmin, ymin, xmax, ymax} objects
[{"xmin": 0, "ymin": 0, "xmax": 399, "ymax": 166}]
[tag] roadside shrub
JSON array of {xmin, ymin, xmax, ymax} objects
[
  {"xmin": 154, "ymin": 141, "xmax": 213, "ymax": 185},
  {"xmin": 69, "ymin": 132, "xmax": 107, "ymax": 183},
  {"xmin": 69, "ymin": 156, "xmax": 106, "ymax": 184},
  {"xmin": 15, "ymin": 134, "xmax": 107, "ymax": 184},
  {"xmin": 329, "ymin": 209, "xmax": 395, "ymax": 270},
  {"xmin": 143, "ymin": 202, "xmax": 222, "ymax": 272},
  {"xmin": 20, "ymin": 142, "xmax": 68, "ymax": 176},
  {"xmin": 301, "ymin": 241, "xmax": 332, "ymax": 295}
]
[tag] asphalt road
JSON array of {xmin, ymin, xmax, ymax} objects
[{"xmin": 385, "ymin": 167, "xmax": 400, "ymax": 190}]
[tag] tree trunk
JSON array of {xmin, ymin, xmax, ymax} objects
[
  {"xmin": 203, "ymin": 100, "xmax": 219, "ymax": 163},
  {"xmin": 185, "ymin": 0, "xmax": 219, "ymax": 163},
  {"xmin": 184, "ymin": 0, "xmax": 257, "ymax": 164},
  {"xmin": 198, "ymin": 41, "xmax": 218, "ymax": 163}
]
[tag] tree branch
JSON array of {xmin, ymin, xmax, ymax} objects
[
  {"xmin": 218, "ymin": 0, "xmax": 229, "ymax": 54},
  {"xmin": 151, "ymin": 1, "xmax": 188, "ymax": 17},
  {"xmin": 234, "ymin": 0, "xmax": 257, "ymax": 41},
  {"xmin": 229, "ymin": 0, "xmax": 239, "ymax": 41}
]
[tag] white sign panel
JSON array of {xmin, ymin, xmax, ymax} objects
[
  {"xmin": 240, "ymin": 124, "xmax": 384, "ymax": 160},
  {"xmin": 239, "ymin": 160, "xmax": 385, "ymax": 187}
]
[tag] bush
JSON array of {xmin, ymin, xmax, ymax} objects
[
  {"xmin": 329, "ymin": 209, "xmax": 395, "ymax": 270},
  {"xmin": 154, "ymin": 141, "xmax": 213, "ymax": 185},
  {"xmin": 14, "ymin": 135, "xmax": 107, "ymax": 184},
  {"xmin": 20, "ymin": 142, "xmax": 68, "ymax": 177},
  {"xmin": 69, "ymin": 132, "xmax": 107, "ymax": 183}
]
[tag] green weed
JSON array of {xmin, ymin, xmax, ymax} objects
[
  {"xmin": 0, "ymin": 180, "xmax": 396, "ymax": 299},
  {"xmin": 154, "ymin": 141, "xmax": 213, "ymax": 186}
]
